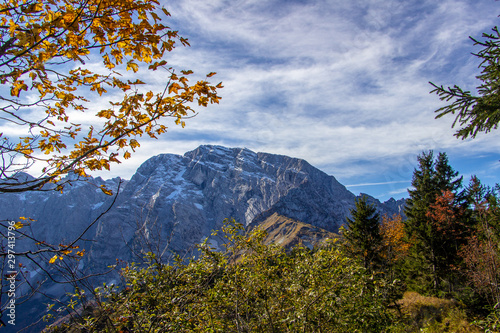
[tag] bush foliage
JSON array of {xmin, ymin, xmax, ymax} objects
[{"xmin": 47, "ymin": 220, "xmax": 404, "ymax": 332}]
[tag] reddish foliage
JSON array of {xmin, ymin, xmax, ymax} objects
[
  {"xmin": 426, "ymin": 190, "xmax": 467, "ymax": 240},
  {"xmin": 460, "ymin": 234, "xmax": 500, "ymax": 306}
]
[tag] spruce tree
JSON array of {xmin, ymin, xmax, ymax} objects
[
  {"xmin": 431, "ymin": 25, "xmax": 500, "ymax": 140},
  {"xmin": 344, "ymin": 196, "xmax": 382, "ymax": 271},
  {"xmin": 404, "ymin": 151, "xmax": 464, "ymax": 294}
]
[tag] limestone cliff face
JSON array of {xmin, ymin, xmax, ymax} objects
[
  {"xmin": 0, "ymin": 174, "xmax": 121, "ymax": 253},
  {"xmin": 86, "ymin": 146, "xmax": 347, "ymax": 266},
  {"xmin": 85, "ymin": 145, "xmax": 404, "ymax": 268},
  {"xmin": 0, "ymin": 145, "xmax": 405, "ymax": 270},
  {"xmin": 0, "ymin": 145, "xmax": 407, "ymax": 331}
]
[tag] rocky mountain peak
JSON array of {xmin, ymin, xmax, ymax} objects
[
  {"xmin": 0, "ymin": 146, "xmax": 406, "ymax": 262},
  {"xmin": 0, "ymin": 145, "xmax": 407, "ymax": 330}
]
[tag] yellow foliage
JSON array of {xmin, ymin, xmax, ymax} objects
[
  {"xmin": 397, "ymin": 292, "xmax": 482, "ymax": 332},
  {"xmin": 380, "ymin": 214, "xmax": 411, "ymax": 262},
  {"xmin": 99, "ymin": 185, "xmax": 113, "ymax": 196},
  {"xmin": 0, "ymin": 0, "xmax": 222, "ymax": 192}
]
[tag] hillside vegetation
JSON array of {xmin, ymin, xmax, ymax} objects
[
  {"xmin": 46, "ymin": 197, "xmax": 499, "ymax": 332},
  {"xmin": 2, "ymin": 0, "xmax": 500, "ymax": 331},
  {"xmin": 46, "ymin": 219, "xmax": 403, "ymax": 332},
  {"xmin": 45, "ymin": 152, "xmax": 500, "ymax": 332}
]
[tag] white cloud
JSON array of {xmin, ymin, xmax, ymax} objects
[
  {"xmin": 346, "ymin": 180, "xmax": 411, "ymax": 188},
  {"xmin": 104, "ymin": 1, "xmax": 500, "ymax": 185},
  {"xmin": 4, "ymin": 0, "xmax": 497, "ymax": 200}
]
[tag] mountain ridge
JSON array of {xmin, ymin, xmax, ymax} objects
[
  {"xmin": 0, "ymin": 145, "xmax": 406, "ymax": 331},
  {"xmin": 84, "ymin": 145, "xmax": 404, "ymax": 266}
]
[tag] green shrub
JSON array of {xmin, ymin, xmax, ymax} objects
[{"xmin": 47, "ymin": 219, "xmax": 404, "ymax": 332}]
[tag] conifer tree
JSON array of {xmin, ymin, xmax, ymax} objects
[
  {"xmin": 404, "ymin": 151, "xmax": 464, "ymax": 294},
  {"xmin": 461, "ymin": 177, "xmax": 500, "ymax": 307},
  {"xmin": 431, "ymin": 25, "xmax": 500, "ymax": 140},
  {"xmin": 344, "ymin": 196, "xmax": 382, "ymax": 271}
]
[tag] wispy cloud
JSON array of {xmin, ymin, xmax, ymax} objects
[
  {"xmin": 79, "ymin": 0, "xmax": 500, "ymax": 200},
  {"xmin": 346, "ymin": 180, "xmax": 411, "ymax": 188}
]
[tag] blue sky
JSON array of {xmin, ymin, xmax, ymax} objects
[{"xmin": 90, "ymin": 0, "xmax": 500, "ymax": 200}]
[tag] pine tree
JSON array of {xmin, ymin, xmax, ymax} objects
[
  {"xmin": 434, "ymin": 153, "xmax": 463, "ymax": 193},
  {"xmin": 344, "ymin": 196, "xmax": 382, "ymax": 271}
]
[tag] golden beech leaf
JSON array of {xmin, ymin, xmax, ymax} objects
[
  {"xmin": 129, "ymin": 139, "xmax": 140, "ymax": 149},
  {"xmin": 148, "ymin": 62, "xmax": 160, "ymax": 70},
  {"xmin": 131, "ymin": 79, "xmax": 145, "ymax": 85},
  {"xmin": 49, "ymin": 255, "xmax": 58, "ymax": 264},
  {"xmin": 100, "ymin": 185, "xmax": 113, "ymax": 196},
  {"xmin": 11, "ymin": 81, "xmax": 28, "ymax": 97},
  {"xmin": 97, "ymin": 110, "xmax": 115, "ymax": 119},
  {"xmin": 8, "ymin": 20, "xmax": 18, "ymax": 36},
  {"xmin": 151, "ymin": 11, "xmax": 161, "ymax": 22},
  {"xmin": 162, "ymin": 8, "xmax": 171, "ymax": 16},
  {"xmin": 126, "ymin": 61, "xmax": 139, "ymax": 72},
  {"xmin": 117, "ymin": 139, "xmax": 127, "ymax": 148},
  {"xmin": 168, "ymin": 83, "xmax": 180, "ymax": 94}
]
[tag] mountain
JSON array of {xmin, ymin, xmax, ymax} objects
[
  {"xmin": 0, "ymin": 144, "xmax": 406, "ymax": 272},
  {"xmin": 85, "ymin": 145, "xmax": 404, "ymax": 269},
  {"xmin": 0, "ymin": 145, "xmax": 406, "ymax": 331},
  {"xmin": 0, "ymin": 173, "xmax": 121, "ymax": 253}
]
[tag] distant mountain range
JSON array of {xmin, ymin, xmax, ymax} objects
[{"xmin": 0, "ymin": 145, "xmax": 406, "ymax": 330}]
